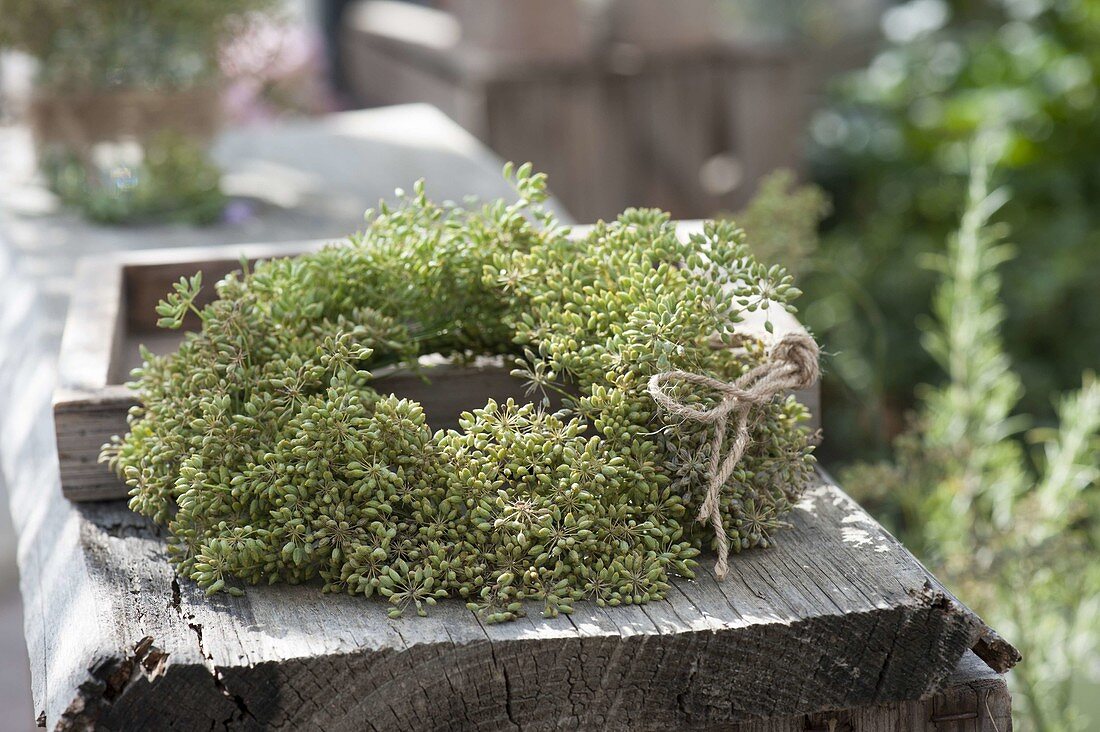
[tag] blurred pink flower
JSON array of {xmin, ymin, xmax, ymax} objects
[{"xmin": 220, "ymin": 15, "xmax": 339, "ymax": 125}]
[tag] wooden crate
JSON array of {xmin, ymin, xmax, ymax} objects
[
  {"xmin": 52, "ymin": 222, "xmax": 820, "ymax": 502},
  {"xmin": 11, "ymin": 97, "xmax": 1019, "ymax": 731},
  {"xmin": 53, "ymin": 240, "xmax": 306, "ymax": 501}
]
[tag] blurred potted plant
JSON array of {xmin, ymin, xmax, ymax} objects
[{"xmin": 0, "ymin": 0, "xmax": 275, "ymax": 224}]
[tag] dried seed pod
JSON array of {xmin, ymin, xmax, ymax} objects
[{"xmin": 102, "ymin": 166, "xmax": 815, "ymax": 622}]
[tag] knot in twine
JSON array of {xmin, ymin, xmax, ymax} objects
[{"xmin": 648, "ymin": 332, "xmax": 820, "ymax": 579}]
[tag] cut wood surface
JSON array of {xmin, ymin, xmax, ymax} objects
[
  {"xmin": 784, "ymin": 650, "xmax": 1011, "ymax": 732},
  {"xmin": 52, "ymin": 222, "xmax": 820, "ymax": 501}
]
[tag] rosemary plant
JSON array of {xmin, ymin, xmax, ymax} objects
[
  {"xmin": 844, "ymin": 138, "xmax": 1100, "ymax": 731},
  {"xmin": 104, "ymin": 165, "xmax": 816, "ymax": 621}
]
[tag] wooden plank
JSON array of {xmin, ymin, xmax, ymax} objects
[
  {"xmin": 54, "ymin": 256, "xmax": 123, "ymax": 394},
  {"xmin": 604, "ymin": 0, "xmax": 721, "ymax": 53},
  {"xmin": 4, "ymin": 102, "xmax": 1015, "ymax": 732},
  {"xmin": 15, "ymin": 454, "xmax": 1008, "ymax": 729},
  {"xmin": 724, "ymin": 54, "xmax": 809, "ymax": 202},
  {"xmin": 341, "ymin": 1, "xmax": 595, "ymax": 86},
  {"xmin": 52, "ymin": 255, "xmax": 131, "ymax": 501},
  {"xmin": 450, "ymin": 0, "xmax": 591, "ymax": 62}
]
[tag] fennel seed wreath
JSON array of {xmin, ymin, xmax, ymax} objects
[{"xmin": 103, "ymin": 165, "xmax": 818, "ymax": 622}]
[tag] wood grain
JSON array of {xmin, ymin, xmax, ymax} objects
[{"xmin": 24, "ymin": 464, "xmax": 1008, "ymax": 730}]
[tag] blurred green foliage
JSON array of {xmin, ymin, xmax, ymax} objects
[
  {"xmin": 46, "ymin": 133, "xmax": 226, "ymax": 226},
  {"xmin": 0, "ymin": 0, "xmax": 276, "ymax": 90},
  {"xmin": 844, "ymin": 138, "xmax": 1100, "ymax": 732},
  {"xmin": 735, "ymin": 170, "xmax": 831, "ymax": 280},
  {"xmin": 807, "ymin": 0, "xmax": 1100, "ymax": 460}
]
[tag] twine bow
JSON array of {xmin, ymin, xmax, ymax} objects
[{"xmin": 648, "ymin": 332, "xmax": 820, "ymax": 579}]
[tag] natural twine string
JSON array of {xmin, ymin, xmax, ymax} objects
[{"xmin": 648, "ymin": 332, "xmax": 820, "ymax": 579}]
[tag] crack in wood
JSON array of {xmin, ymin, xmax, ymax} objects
[{"xmin": 56, "ymin": 635, "xmax": 165, "ymax": 730}]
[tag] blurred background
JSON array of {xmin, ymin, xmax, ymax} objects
[{"xmin": 1, "ymin": 0, "xmax": 1098, "ymax": 729}]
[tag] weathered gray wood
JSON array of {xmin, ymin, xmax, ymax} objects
[
  {"xmin": 732, "ymin": 651, "xmax": 1012, "ymax": 732},
  {"xmin": 52, "ymin": 221, "xmax": 821, "ymax": 501},
  {"xmin": 450, "ymin": 0, "xmax": 592, "ymax": 62},
  {"xmin": 604, "ymin": 0, "xmax": 721, "ymax": 53},
  {"xmin": 12, "ymin": 412, "xmax": 1014, "ymax": 732},
  {"xmin": 972, "ymin": 625, "xmax": 1022, "ymax": 675}
]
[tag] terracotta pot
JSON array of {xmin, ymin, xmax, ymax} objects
[{"xmin": 29, "ymin": 85, "xmax": 221, "ymax": 158}]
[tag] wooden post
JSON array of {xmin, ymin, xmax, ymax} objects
[
  {"xmin": 450, "ymin": 0, "xmax": 591, "ymax": 61},
  {"xmin": 340, "ymin": 0, "xmax": 810, "ymax": 221}
]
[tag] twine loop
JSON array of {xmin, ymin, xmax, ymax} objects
[{"xmin": 648, "ymin": 332, "xmax": 819, "ymax": 579}]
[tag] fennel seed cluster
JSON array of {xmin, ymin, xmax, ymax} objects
[{"xmin": 104, "ymin": 165, "xmax": 816, "ymax": 622}]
